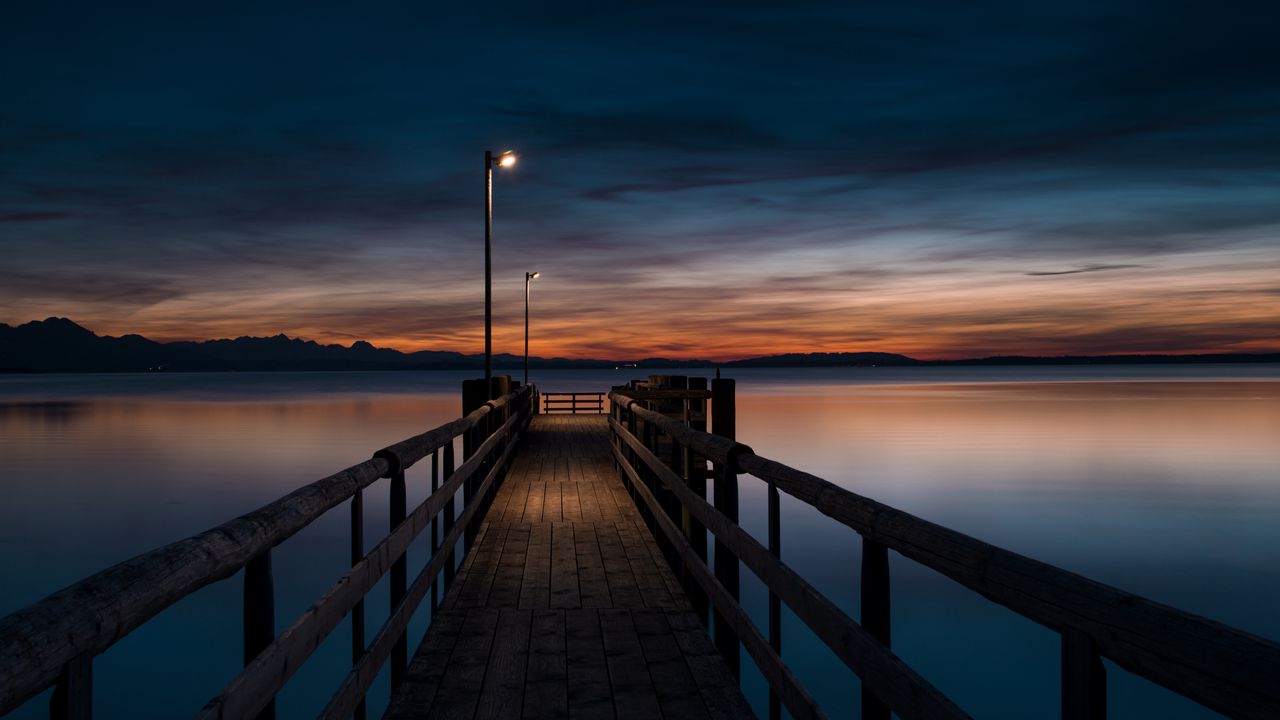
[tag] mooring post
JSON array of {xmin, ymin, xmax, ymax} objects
[
  {"xmin": 243, "ymin": 549, "xmax": 276, "ymax": 720},
  {"xmin": 861, "ymin": 539, "xmax": 891, "ymax": 720},
  {"xmin": 711, "ymin": 377, "xmax": 740, "ymax": 678}
]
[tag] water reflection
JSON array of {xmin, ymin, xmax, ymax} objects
[{"xmin": 0, "ymin": 369, "xmax": 1276, "ymax": 719}]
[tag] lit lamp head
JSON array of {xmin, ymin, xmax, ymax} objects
[
  {"xmin": 497, "ymin": 150, "xmax": 517, "ymax": 169},
  {"xmin": 527, "ymin": 271, "xmax": 540, "ymax": 281}
]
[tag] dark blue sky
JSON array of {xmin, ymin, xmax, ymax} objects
[{"xmin": 3, "ymin": 1, "xmax": 1278, "ymax": 358}]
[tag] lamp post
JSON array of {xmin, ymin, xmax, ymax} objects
[
  {"xmin": 524, "ymin": 271, "xmax": 540, "ymax": 386},
  {"xmin": 484, "ymin": 149, "xmax": 517, "ymax": 398}
]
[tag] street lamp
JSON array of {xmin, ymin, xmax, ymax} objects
[
  {"xmin": 484, "ymin": 149, "xmax": 517, "ymax": 397},
  {"xmin": 524, "ymin": 271, "xmax": 540, "ymax": 386}
]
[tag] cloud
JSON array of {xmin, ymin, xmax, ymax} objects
[
  {"xmin": 1025, "ymin": 264, "xmax": 1144, "ymax": 276},
  {"xmin": 0, "ymin": 211, "xmax": 79, "ymax": 223}
]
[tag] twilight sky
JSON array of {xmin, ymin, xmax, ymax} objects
[{"xmin": 3, "ymin": 2, "xmax": 1278, "ymax": 360}]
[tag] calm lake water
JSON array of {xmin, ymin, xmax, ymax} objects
[{"xmin": 2, "ymin": 366, "xmax": 1278, "ymax": 718}]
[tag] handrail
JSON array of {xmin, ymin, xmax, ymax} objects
[
  {"xmin": 198, "ymin": 404, "xmax": 527, "ymax": 719},
  {"xmin": 0, "ymin": 386, "xmax": 534, "ymax": 717},
  {"xmin": 611, "ymin": 415, "xmax": 967, "ymax": 720},
  {"xmin": 541, "ymin": 391, "xmax": 606, "ymax": 414},
  {"xmin": 608, "ymin": 389, "xmax": 1280, "ymax": 720}
]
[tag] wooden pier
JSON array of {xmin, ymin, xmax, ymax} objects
[
  {"xmin": 1, "ymin": 377, "xmax": 1279, "ymax": 720},
  {"xmin": 385, "ymin": 415, "xmax": 751, "ymax": 719}
]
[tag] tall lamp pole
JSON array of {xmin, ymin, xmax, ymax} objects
[
  {"xmin": 484, "ymin": 149, "xmax": 517, "ymax": 397},
  {"xmin": 524, "ymin": 271, "xmax": 540, "ymax": 386}
]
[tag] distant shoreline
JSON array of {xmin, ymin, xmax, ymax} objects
[{"xmin": 4, "ymin": 356, "xmax": 1279, "ymax": 375}]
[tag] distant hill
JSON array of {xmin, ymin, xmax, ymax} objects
[
  {"xmin": 0, "ymin": 318, "xmax": 623, "ymax": 373},
  {"xmin": 1, "ymin": 318, "xmax": 1276, "ymax": 373}
]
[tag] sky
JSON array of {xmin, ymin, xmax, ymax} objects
[{"xmin": 2, "ymin": 1, "xmax": 1278, "ymax": 360}]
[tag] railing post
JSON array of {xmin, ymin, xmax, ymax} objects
[
  {"xmin": 50, "ymin": 654, "xmax": 92, "ymax": 720},
  {"xmin": 389, "ymin": 471, "xmax": 408, "ymax": 689},
  {"xmin": 243, "ymin": 549, "xmax": 276, "ymax": 720},
  {"xmin": 641, "ymin": 419, "xmax": 657, "ymax": 530},
  {"xmin": 710, "ymin": 377, "xmax": 740, "ymax": 678},
  {"xmin": 1062, "ymin": 628, "xmax": 1107, "ymax": 720},
  {"xmin": 686, "ymin": 378, "xmax": 710, "ymax": 625},
  {"xmin": 626, "ymin": 405, "xmax": 639, "ymax": 499},
  {"xmin": 861, "ymin": 539, "xmax": 890, "ymax": 720},
  {"xmin": 430, "ymin": 448, "xmax": 440, "ymax": 611},
  {"xmin": 350, "ymin": 488, "xmax": 367, "ymax": 720},
  {"xmin": 768, "ymin": 480, "xmax": 781, "ymax": 720},
  {"xmin": 443, "ymin": 439, "xmax": 457, "ymax": 592}
]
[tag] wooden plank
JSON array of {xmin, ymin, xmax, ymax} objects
[
  {"xmin": 446, "ymin": 525, "xmax": 508, "ymax": 610},
  {"xmin": 475, "ymin": 609, "xmax": 532, "ymax": 719},
  {"xmin": 596, "ymin": 524, "xmax": 644, "ymax": 610},
  {"xmin": 575, "ymin": 458, "xmax": 601, "ymax": 520},
  {"xmin": 664, "ymin": 610, "xmax": 757, "ymax": 720},
  {"xmin": 520, "ymin": 523, "xmax": 553, "ymax": 610},
  {"xmin": 598, "ymin": 610, "xmax": 662, "ymax": 720},
  {"xmin": 632, "ymin": 610, "xmax": 710, "ymax": 720},
  {"xmin": 566, "ymin": 609, "xmax": 614, "ymax": 720},
  {"xmin": 523, "ymin": 457, "xmax": 546, "ymax": 523},
  {"xmin": 631, "ymin": 518, "xmax": 685, "ymax": 600},
  {"xmin": 429, "ymin": 609, "xmax": 500, "ymax": 720},
  {"xmin": 615, "ymin": 520, "xmax": 676, "ymax": 609},
  {"xmin": 488, "ymin": 528, "xmax": 532, "ymax": 608},
  {"xmin": 575, "ymin": 523, "xmax": 611, "ymax": 609},
  {"xmin": 562, "ymin": 461, "xmax": 583, "ymax": 523},
  {"xmin": 545, "ymin": 467, "xmax": 564, "ymax": 522},
  {"xmin": 523, "ymin": 610, "xmax": 569, "ymax": 719},
  {"xmin": 550, "ymin": 523, "xmax": 582, "ymax": 609},
  {"xmin": 384, "ymin": 610, "xmax": 466, "ymax": 719}
]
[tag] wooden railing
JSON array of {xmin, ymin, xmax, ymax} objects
[
  {"xmin": 608, "ymin": 386, "xmax": 1280, "ymax": 720},
  {"xmin": 0, "ymin": 385, "xmax": 536, "ymax": 719},
  {"xmin": 541, "ymin": 391, "xmax": 605, "ymax": 414}
]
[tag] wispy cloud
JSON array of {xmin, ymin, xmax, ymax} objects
[
  {"xmin": 2, "ymin": 2, "xmax": 1279, "ymax": 358},
  {"xmin": 1025, "ymin": 264, "xmax": 1144, "ymax": 276}
]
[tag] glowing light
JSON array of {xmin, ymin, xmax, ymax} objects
[
  {"xmin": 530, "ymin": 271, "xmax": 540, "ymax": 279},
  {"xmin": 498, "ymin": 151, "xmax": 517, "ymax": 168}
]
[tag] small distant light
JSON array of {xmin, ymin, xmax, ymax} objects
[
  {"xmin": 531, "ymin": 271, "xmax": 541, "ymax": 279},
  {"xmin": 498, "ymin": 151, "xmax": 517, "ymax": 168}
]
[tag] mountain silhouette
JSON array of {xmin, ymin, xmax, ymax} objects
[
  {"xmin": 0, "ymin": 318, "xmax": 705, "ymax": 372},
  {"xmin": 1, "ymin": 318, "xmax": 1275, "ymax": 373}
]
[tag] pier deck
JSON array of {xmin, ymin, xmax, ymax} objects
[{"xmin": 386, "ymin": 414, "xmax": 752, "ymax": 720}]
